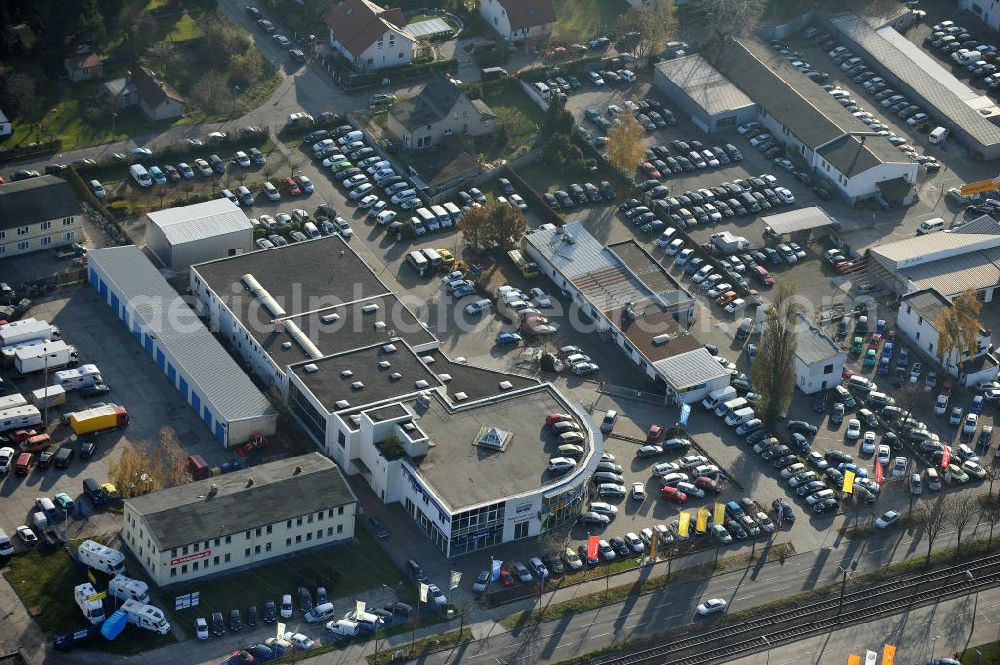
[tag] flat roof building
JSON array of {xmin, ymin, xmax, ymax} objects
[
  {"xmin": 652, "ymin": 54, "xmax": 757, "ymax": 133},
  {"xmin": 706, "ymin": 37, "xmax": 918, "ymax": 206},
  {"xmin": 123, "ymin": 453, "xmax": 356, "ymax": 586},
  {"xmin": 793, "ymin": 313, "xmax": 846, "ymax": 395},
  {"xmin": 828, "ymin": 13, "xmax": 1000, "ymax": 160},
  {"xmin": 144, "ymin": 199, "xmax": 254, "ymax": 270},
  {"xmin": 190, "ymin": 235, "xmax": 598, "ymax": 558},
  {"xmin": 88, "ymin": 246, "xmax": 276, "ymax": 447}
]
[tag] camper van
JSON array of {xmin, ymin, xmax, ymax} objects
[
  {"xmin": 54, "ymin": 365, "xmax": 102, "ymax": 391},
  {"xmin": 77, "ymin": 540, "xmax": 126, "ymax": 575}
]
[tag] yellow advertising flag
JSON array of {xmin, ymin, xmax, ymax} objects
[
  {"xmin": 649, "ymin": 532, "xmax": 657, "ymax": 561},
  {"xmin": 842, "ymin": 469, "xmax": 856, "ymax": 494},
  {"xmin": 961, "ymin": 179, "xmax": 1000, "ymax": 196},
  {"xmin": 847, "ymin": 655, "xmax": 861, "ymax": 665},
  {"xmin": 696, "ymin": 507, "xmax": 709, "ymax": 533},
  {"xmin": 714, "ymin": 502, "xmax": 727, "ymax": 526},
  {"xmin": 881, "ymin": 645, "xmax": 896, "ymax": 665},
  {"xmin": 678, "ymin": 511, "xmax": 690, "ymax": 537}
]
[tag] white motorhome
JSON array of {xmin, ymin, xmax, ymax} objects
[
  {"xmin": 0, "ymin": 405, "xmax": 42, "ymax": 433},
  {"xmin": 14, "ymin": 341, "xmax": 78, "ymax": 374},
  {"xmin": 121, "ymin": 599, "xmax": 170, "ymax": 634},
  {"xmin": 0, "ymin": 319, "xmax": 59, "ymax": 347},
  {"xmin": 108, "ymin": 575, "xmax": 150, "ymax": 604},
  {"xmin": 54, "ymin": 365, "xmax": 103, "ymax": 390},
  {"xmin": 74, "ymin": 583, "xmax": 106, "ymax": 625},
  {"xmin": 0, "ymin": 393, "xmax": 28, "ymax": 411},
  {"xmin": 77, "ymin": 540, "xmax": 126, "ymax": 575}
]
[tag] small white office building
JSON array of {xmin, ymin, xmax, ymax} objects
[{"xmin": 793, "ymin": 313, "xmax": 846, "ymax": 394}]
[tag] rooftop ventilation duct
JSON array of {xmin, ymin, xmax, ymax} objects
[
  {"xmin": 382, "ymin": 344, "xmax": 397, "ymax": 354},
  {"xmin": 415, "ymin": 379, "xmax": 429, "ymax": 389},
  {"xmin": 283, "ymin": 320, "xmax": 323, "ymax": 359},
  {"xmin": 499, "ymin": 381, "xmax": 513, "ymax": 390},
  {"xmin": 335, "ymin": 400, "xmax": 350, "ymax": 409},
  {"xmin": 454, "ymin": 392, "xmax": 468, "ymax": 401},
  {"xmin": 389, "ymin": 372, "xmax": 402, "ymax": 380},
  {"xmin": 241, "ymin": 274, "xmax": 286, "ymax": 319},
  {"xmin": 341, "ymin": 370, "xmax": 353, "ymax": 378},
  {"xmin": 303, "ymin": 364, "xmax": 319, "ymax": 373},
  {"xmin": 321, "ymin": 313, "xmax": 340, "ymax": 324},
  {"xmin": 375, "ymin": 321, "xmax": 386, "ymax": 330},
  {"xmin": 438, "ymin": 373, "xmax": 452, "ymax": 382},
  {"xmin": 652, "ymin": 333, "xmax": 671, "ymax": 345},
  {"xmin": 351, "ymin": 381, "xmax": 365, "ymax": 390},
  {"xmin": 281, "ymin": 341, "xmax": 292, "ymax": 350},
  {"xmin": 378, "ymin": 361, "xmax": 391, "ymax": 369},
  {"xmin": 362, "ymin": 304, "xmax": 380, "ymax": 314}
]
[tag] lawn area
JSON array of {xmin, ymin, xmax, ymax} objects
[
  {"xmin": 10, "ymin": 92, "xmax": 164, "ymax": 151},
  {"xmin": 961, "ymin": 641, "xmax": 1000, "ymax": 664},
  {"xmin": 165, "ymin": 11, "xmax": 203, "ymax": 42},
  {"xmin": 478, "ymin": 82, "xmax": 545, "ymax": 144},
  {"xmin": 551, "ymin": 0, "xmax": 629, "ymax": 43},
  {"xmin": 3, "ymin": 543, "xmax": 175, "ymax": 654},
  {"xmin": 513, "ymin": 158, "xmax": 597, "ymax": 195},
  {"xmin": 168, "ymin": 531, "xmax": 413, "ymax": 624}
]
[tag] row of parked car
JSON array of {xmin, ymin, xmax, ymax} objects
[
  {"xmin": 636, "ymin": 138, "xmax": 744, "ymax": 185},
  {"xmin": 923, "ymin": 19, "xmax": 1000, "ymax": 91}
]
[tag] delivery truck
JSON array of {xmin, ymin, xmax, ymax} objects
[
  {"xmin": 108, "ymin": 575, "xmax": 150, "ymax": 604},
  {"xmin": 15, "ymin": 341, "xmax": 79, "ymax": 374},
  {"xmin": 69, "ymin": 404, "xmax": 129, "ymax": 436},
  {"xmin": 0, "ymin": 405, "xmax": 43, "ymax": 433},
  {"xmin": 77, "ymin": 540, "xmax": 126, "ymax": 575},
  {"xmin": 120, "ymin": 599, "xmax": 170, "ymax": 634},
  {"xmin": 74, "ymin": 582, "xmax": 107, "ymax": 625},
  {"xmin": 54, "ymin": 365, "xmax": 102, "ymax": 391},
  {"xmin": 711, "ymin": 231, "xmax": 750, "ymax": 254},
  {"xmin": 0, "ymin": 318, "xmax": 59, "ymax": 347},
  {"xmin": 31, "ymin": 385, "xmax": 66, "ymax": 408}
]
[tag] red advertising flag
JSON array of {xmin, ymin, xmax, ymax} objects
[
  {"xmin": 587, "ymin": 535, "xmax": 600, "ymax": 560},
  {"xmin": 873, "ymin": 461, "xmax": 884, "ymax": 484},
  {"xmin": 941, "ymin": 446, "xmax": 951, "ymax": 470}
]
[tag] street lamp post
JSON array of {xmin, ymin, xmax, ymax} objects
[
  {"xmin": 762, "ymin": 635, "xmax": 771, "ymax": 665},
  {"xmin": 967, "ymin": 570, "xmax": 979, "ymax": 637},
  {"xmin": 232, "ymin": 85, "xmax": 240, "ymax": 115},
  {"xmin": 837, "ymin": 560, "xmax": 857, "ymax": 615}
]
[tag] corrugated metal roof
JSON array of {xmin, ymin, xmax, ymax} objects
[
  {"xmin": 831, "ymin": 14, "xmax": 1000, "ymax": 147},
  {"xmin": 654, "ymin": 54, "xmax": 755, "ymax": 116},
  {"xmin": 761, "ymin": 207, "xmax": 837, "ymax": 235},
  {"xmin": 524, "ymin": 222, "xmax": 617, "ymax": 279},
  {"xmin": 794, "ymin": 313, "xmax": 843, "ymax": 366},
  {"xmin": 903, "ymin": 251, "xmax": 1000, "ymax": 295},
  {"xmin": 146, "ymin": 199, "xmax": 253, "ymax": 246},
  {"xmin": 869, "ymin": 226, "xmax": 1000, "ymax": 265},
  {"xmin": 652, "ymin": 348, "xmax": 730, "ymax": 390},
  {"xmin": 89, "ymin": 246, "xmax": 273, "ymax": 424}
]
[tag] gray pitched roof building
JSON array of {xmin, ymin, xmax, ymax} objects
[{"xmin": 0, "ymin": 175, "xmax": 81, "ymax": 230}]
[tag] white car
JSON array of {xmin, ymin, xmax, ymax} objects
[
  {"xmin": 892, "ymin": 456, "xmax": 908, "ymax": 477},
  {"xmin": 775, "ymin": 187, "xmax": 795, "ymax": 204},
  {"xmin": 875, "ymin": 510, "xmax": 900, "ymax": 529},
  {"xmin": 964, "ymin": 413, "xmax": 979, "ymax": 435},
  {"xmin": 334, "ymin": 218, "xmax": 353, "ymax": 238},
  {"xmin": 296, "ymin": 175, "xmax": 314, "ymax": 193},
  {"xmin": 625, "ymin": 532, "xmax": 644, "ymax": 553},
  {"xmin": 510, "ymin": 194, "xmax": 527, "ymax": 210},
  {"xmin": 283, "ymin": 632, "xmax": 315, "ymax": 650},
  {"xmin": 696, "ymin": 598, "xmax": 727, "ymax": 615},
  {"xmin": 666, "ymin": 238, "xmax": 685, "ymax": 255},
  {"xmin": 262, "ymin": 182, "xmax": 281, "ymax": 201},
  {"xmin": 375, "ymin": 210, "xmax": 398, "ymax": 225},
  {"xmin": 861, "ymin": 431, "xmax": 877, "ymax": 454},
  {"xmin": 845, "ymin": 419, "xmax": 861, "ymax": 440},
  {"xmin": 195, "ymin": 617, "xmax": 209, "ymax": 640},
  {"xmin": 291, "ymin": 208, "xmax": 310, "ymax": 224},
  {"xmin": 529, "ymin": 288, "xmax": 552, "ymax": 308},
  {"xmin": 724, "ymin": 299, "xmax": 746, "ymax": 314},
  {"xmin": 280, "ymin": 594, "xmax": 293, "ymax": 618},
  {"xmin": 631, "ymin": 482, "xmax": 646, "ymax": 500},
  {"xmin": 588, "ymin": 501, "xmax": 618, "ymax": 517},
  {"xmin": 0, "ymin": 447, "xmax": 14, "ymax": 474},
  {"xmin": 234, "ymin": 151, "xmax": 251, "ymax": 167},
  {"xmin": 875, "ymin": 444, "xmax": 891, "ymax": 465},
  {"xmin": 359, "ymin": 194, "xmax": 380, "ymax": 209},
  {"xmin": 349, "ymin": 183, "xmax": 374, "ymax": 200},
  {"xmin": 548, "ymin": 457, "xmax": 577, "ymax": 472},
  {"xmin": 16, "ymin": 525, "xmax": 37, "ymax": 547},
  {"xmin": 464, "ymin": 299, "xmax": 491, "ymax": 314}
]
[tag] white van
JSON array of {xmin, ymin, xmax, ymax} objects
[
  {"xmin": 337, "ymin": 130, "xmax": 364, "ymax": 146},
  {"xmin": 304, "ymin": 602, "xmax": 337, "ymax": 623},
  {"xmin": 303, "ymin": 222, "xmax": 320, "ymax": 239},
  {"xmin": 725, "ymin": 407, "xmax": 756, "ymax": 427},
  {"xmin": 416, "ymin": 207, "xmax": 437, "ymax": 231},
  {"xmin": 443, "ymin": 201, "xmax": 461, "ymax": 222},
  {"xmin": 532, "ymin": 82, "xmax": 552, "ymax": 100},
  {"xmin": 702, "ymin": 386, "xmax": 737, "ymax": 410},
  {"xmin": 431, "ymin": 204, "xmax": 451, "ymax": 228},
  {"xmin": 715, "ymin": 397, "xmax": 748, "ymax": 418},
  {"xmin": 916, "ymin": 218, "xmax": 945, "ymax": 235},
  {"xmin": 130, "ymin": 164, "xmax": 152, "ymax": 187},
  {"xmin": 929, "ymin": 126, "xmax": 949, "ymax": 144}
]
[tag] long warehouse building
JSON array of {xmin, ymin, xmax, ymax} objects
[{"xmin": 88, "ymin": 246, "xmax": 276, "ymax": 446}]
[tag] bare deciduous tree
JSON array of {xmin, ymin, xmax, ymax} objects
[
  {"xmin": 950, "ymin": 494, "xmax": 976, "ymax": 554},
  {"xmin": 156, "ymin": 425, "xmax": 190, "ymax": 488},
  {"xmin": 915, "ymin": 502, "xmax": 950, "ymax": 563},
  {"xmin": 978, "ymin": 499, "xmax": 1000, "ymax": 544},
  {"xmin": 691, "ymin": 0, "xmax": 765, "ymax": 41},
  {"xmin": 617, "ymin": 0, "xmax": 677, "ymax": 63}
]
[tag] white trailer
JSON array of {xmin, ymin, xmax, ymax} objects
[
  {"xmin": 0, "ymin": 405, "xmax": 42, "ymax": 433},
  {"xmin": 14, "ymin": 341, "xmax": 78, "ymax": 375},
  {"xmin": 54, "ymin": 365, "xmax": 102, "ymax": 391},
  {"xmin": 0, "ymin": 393, "xmax": 27, "ymax": 410},
  {"xmin": 77, "ymin": 540, "xmax": 126, "ymax": 575},
  {"xmin": 121, "ymin": 599, "xmax": 170, "ymax": 634},
  {"xmin": 31, "ymin": 385, "xmax": 66, "ymax": 408},
  {"xmin": 108, "ymin": 575, "xmax": 150, "ymax": 604},
  {"xmin": 0, "ymin": 319, "xmax": 60, "ymax": 346},
  {"xmin": 2, "ymin": 339, "xmax": 53, "ymax": 366},
  {"xmin": 74, "ymin": 582, "xmax": 106, "ymax": 625}
]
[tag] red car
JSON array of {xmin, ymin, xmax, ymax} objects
[
  {"xmin": 498, "ymin": 567, "xmax": 514, "ymax": 586},
  {"xmin": 283, "ymin": 177, "xmax": 302, "ymax": 196},
  {"xmin": 693, "ymin": 476, "xmax": 722, "ymax": 493},
  {"xmin": 11, "ymin": 429, "xmax": 37, "ymax": 444},
  {"xmin": 660, "ymin": 486, "xmax": 688, "ymax": 504},
  {"xmin": 646, "ymin": 424, "xmax": 664, "ymax": 443},
  {"xmin": 641, "ymin": 162, "xmax": 662, "ymax": 178},
  {"xmin": 546, "ymin": 412, "xmax": 573, "ymax": 427}
]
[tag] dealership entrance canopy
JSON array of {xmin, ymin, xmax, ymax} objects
[{"xmin": 761, "ymin": 206, "xmax": 839, "ymax": 236}]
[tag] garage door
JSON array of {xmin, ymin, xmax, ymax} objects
[
  {"xmin": 178, "ymin": 377, "xmax": 188, "ymax": 401},
  {"xmin": 156, "ymin": 348, "xmax": 165, "ymax": 371},
  {"xmin": 214, "ymin": 422, "xmax": 225, "ymax": 443},
  {"xmin": 191, "ymin": 391, "xmax": 201, "ymax": 414}
]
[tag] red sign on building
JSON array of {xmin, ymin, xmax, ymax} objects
[{"xmin": 170, "ymin": 550, "xmax": 211, "ymax": 566}]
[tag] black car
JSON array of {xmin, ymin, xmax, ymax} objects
[
  {"xmin": 229, "ymin": 609, "xmax": 242, "ymax": 632},
  {"xmin": 824, "ymin": 449, "xmax": 853, "ymax": 465},
  {"xmin": 263, "ymin": 600, "xmax": 276, "ymax": 623},
  {"xmin": 813, "ymin": 396, "xmax": 828, "ymax": 413},
  {"xmin": 771, "ymin": 498, "xmax": 796, "ymax": 525},
  {"xmin": 211, "ymin": 611, "xmax": 225, "ymax": 636},
  {"xmin": 812, "ymin": 498, "xmax": 838, "ymax": 514},
  {"xmin": 44, "ymin": 164, "xmax": 67, "ymax": 175},
  {"xmin": 80, "ymin": 438, "xmax": 97, "ymax": 459},
  {"xmin": 725, "ymin": 521, "xmax": 748, "ymax": 540},
  {"xmin": 600, "ymin": 181, "xmax": 616, "ymax": 200},
  {"xmin": 246, "ymin": 605, "xmax": 258, "ymax": 627},
  {"xmin": 772, "ymin": 454, "xmax": 798, "ymax": 469},
  {"xmin": 543, "ymin": 192, "xmax": 560, "ymax": 209},
  {"xmin": 545, "ymin": 555, "xmax": 565, "ymax": 576},
  {"xmin": 610, "ymin": 537, "xmax": 630, "ymax": 557},
  {"xmin": 761, "ymin": 445, "xmax": 789, "ymax": 461},
  {"xmin": 316, "ymin": 586, "xmax": 327, "ymax": 605},
  {"xmin": 746, "ymin": 429, "xmax": 769, "ymax": 445},
  {"xmin": 298, "ymin": 586, "xmax": 313, "ymax": 612},
  {"xmin": 368, "ymin": 517, "xmax": 389, "ymax": 539},
  {"xmin": 788, "ymin": 421, "xmax": 818, "ymax": 437},
  {"xmin": 825, "ymin": 468, "xmax": 845, "ymax": 486}
]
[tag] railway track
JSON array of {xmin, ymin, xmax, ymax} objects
[{"xmin": 594, "ymin": 549, "xmax": 1000, "ymax": 665}]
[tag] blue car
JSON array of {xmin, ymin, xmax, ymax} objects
[
  {"xmin": 971, "ymin": 395, "xmax": 984, "ymax": 415},
  {"xmin": 495, "ymin": 332, "xmax": 522, "ymax": 347},
  {"xmin": 838, "ymin": 462, "xmax": 868, "ymax": 479},
  {"xmin": 791, "ymin": 433, "xmax": 811, "ymax": 453},
  {"xmin": 684, "ymin": 257, "xmax": 704, "ymax": 275}
]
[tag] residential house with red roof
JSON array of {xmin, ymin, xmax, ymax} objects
[
  {"xmin": 325, "ymin": 0, "xmax": 416, "ymax": 71},
  {"xmin": 479, "ymin": 0, "xmax": 556, "ymax": 42}
]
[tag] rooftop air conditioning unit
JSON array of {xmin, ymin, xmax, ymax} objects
[
  {"xmin": 351, "ymin": 381, "xmax": 364, "ymax": 390},
  {"xmin": 379, "ymin": 361, "xmax": 391, "ymax": 369},
  {"xmin": 438, "ymin": 373, "xmax": 452, "ymax": 382},
  {"xmin": 454, "ymin": 392, "xmax": 468, "ymax": 401},
  {"xmin": 341, "ymin": 370, "xmax": 353, "ymax": 378},
  {"xmin": 335, "ymin": 400, "xmax": 350, "ymax": 409},
  {"xmin": 282, "ymin": 342, "xmax": 292, "ymax": 349},
  {"xmin": 382, "ymin": 344, "xmax": 397, "ymax": 353},
  {"xmin": 321, "ymin": 313, "xmax": 340, "ymax": 324},
  {"xmin": 303, "ymin": 364, "xmax": 319, "ymax": 373},
  {"xmin": 415, "ymin": 379, "xmax": 430, "ymax": 388},
  {"xmin": 652, "ymin": 334, "xmax": 671, "ymax": 345},
  {"xmin": 362, "ymin": 304, "xmax": 380, "ymax": 314}
]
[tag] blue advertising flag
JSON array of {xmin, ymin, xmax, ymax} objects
[
  {"xmin": 679, "ymin": 403, "xmax": 691, "ymax": 426},
  {"xmin": 491, "ymin": 558, "xmax": 502, "ymax": 581}
]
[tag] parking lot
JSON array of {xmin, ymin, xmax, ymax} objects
[{"xmin": 0, "ymin": 283, "xmax": 234, "ymax": 551}]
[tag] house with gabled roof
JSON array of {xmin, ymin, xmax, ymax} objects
[
  {"xmin": 479, "ymin": 0, "xmax": 556, "ymax": 42},
  {"xmin": 386, "ymin": 73, "xmax": 496, "ymax": 149},
  {"xmin": 325, "ymin": 0, "xmax": 416, "ymax": 70},
  {"xmin": 103, "ymin": 67, "xmax": 184, "ymax": 121}
]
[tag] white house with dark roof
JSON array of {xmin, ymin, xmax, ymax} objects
[
  {"xmin": 479, "ymin": 0, "xmax": 556, "ymax": 41},
  {"xmin": 387, "ymin": 73, "xmax": 496, "ymax": 148},
  {"xmin": 793, "ymin": 312, "xmax": 845, "ymax": 394},
  {"xmin": 325, "ymin": 0, "xmax": 416, "ymax": 70},
  {"xmin": 0, "ymin": 175, "xmax": 82, "ymax": 258}
]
